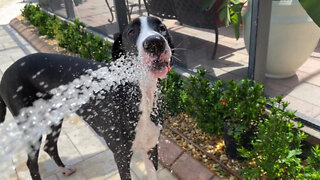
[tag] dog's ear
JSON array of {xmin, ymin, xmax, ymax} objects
[
  {"xmin": 112, "ymin": 33, "xmax": 124, "ymax": 61},
  {"xmin": 167, "ymin": 33, "xmax": 174, "ymax": 66}
]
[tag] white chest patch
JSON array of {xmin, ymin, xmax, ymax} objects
[{"xmin": 131, "ymin": 77, "xmax": 161, "ymax": 152}]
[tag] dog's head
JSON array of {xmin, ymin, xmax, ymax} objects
[{"xmin": 112, "ymin": 17, "xmax": 173, "ymax": 79}]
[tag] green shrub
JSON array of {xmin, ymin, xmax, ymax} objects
[
  {"xmin": 222, "ymin": 79, "xmax": 266, "ymax": 147},
  {"xmin": 160, "ymin": 70, "xmax": 186, "ymax": 116},
  {"xmin": 238, "ymin": 96, "xmax": 307, "ymax": 179},
  {"xmin": 299, "ymin": 145, "xmax": 320, "ymax": 179},
  {"xmin": 183, "ymin": 70, "xmax": 225, "ymax": 134},
  {"xmin": 22, "ymin": 4, "xmax": 112, "ymax": 62}
]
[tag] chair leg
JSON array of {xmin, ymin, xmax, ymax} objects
[
  {"xmin": 138, "ymin": 0, "xmax": 142, "ymax": 15},
  {"xmin": 211, "ymin": 25, "xmax": 219, "ymax": 60},
  {"xmin": 142, "ymin": 0, "xmax": 150, "ymax": 16}
]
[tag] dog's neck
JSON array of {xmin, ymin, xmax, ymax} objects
[{"xmin": 131, "ymin": 76, "xmax": 160, "ymax": 151}]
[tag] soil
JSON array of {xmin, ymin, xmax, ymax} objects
[{"xmin": 163, "ymin": 114, "xmax": 246, "ymax": 179}]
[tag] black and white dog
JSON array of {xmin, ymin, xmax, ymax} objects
[{"xmin": 0, "ymin": 17, "xmax": 173, "ymax": 180}]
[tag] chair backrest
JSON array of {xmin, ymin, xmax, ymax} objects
[
  {"xmin": 174, "ymin": 0, "xmax": 224, "ymax": 29},
  {"xmin": 143, "ymin": 0, "xmax": 178, "ymax": 19}
]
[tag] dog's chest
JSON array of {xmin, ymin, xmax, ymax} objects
[{"xmin": 131, "ymin": 79, "xmax": 161, "ymax": 152}]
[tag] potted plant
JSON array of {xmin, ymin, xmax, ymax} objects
[
  {"xmin": 243, "ymin": 0, "xmax": 320, "ymax": 78},
  {"xmin": 221, "ymin": 79, "xmax": 266, "ymax": 159},
  {"xmin": 203, "ymin": 0, "xmax": 320, "ymax": 78}
]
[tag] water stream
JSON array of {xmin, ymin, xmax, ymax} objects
[{"xmin": 0, "ymin": 56, "xmax": 150, "ymax": 171}]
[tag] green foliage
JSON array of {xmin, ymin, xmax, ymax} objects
[
  {"xmin": 299, "ymin": 0, "xmax": 320, "ymax": 28},
  {"xmin": 238, "ymin": 96, "xmax": 308, "ymax": 179},
  {"xmin": 183, "ymin": 70, "xmax": 225, "ymax": 134},
  {"xmin": 160, "ymin": 70, "xmax": 186, "ymax": 116},
  {"xmin": 202, "ymin": 0, "xmax": 245, "ymax": 39},
  {"xmin": 222, "ymin": 79, "xmax": 266, "ymax": 146},
  {"xmin": 21, "ymin": 4, "xmax": 112, "ymax": 62},
  {"xmin": 298, "ymin": 145, "xmax": 320, "ymax": 179}
]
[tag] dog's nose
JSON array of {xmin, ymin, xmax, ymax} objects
[{"xmin": 143, "ymin": 35, "xmax": 165, "ymax": 56}]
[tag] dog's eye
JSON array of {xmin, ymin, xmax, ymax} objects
[
  {"xmin": 158, "ymin": 25, "xmax": 166, "ymax": 34},
  {"xmin": 128, "ymin": 29, "xmax": 135, "ymax": 36}
]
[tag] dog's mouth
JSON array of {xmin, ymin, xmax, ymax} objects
[
  {"xmin": 139, "ymin": 46, "xmax": 171, "ymax": 79},
  {"xmin": 150, "ymin": 59, "xmax": 169, "ymax": 71}
]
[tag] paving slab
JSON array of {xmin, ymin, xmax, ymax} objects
[
  {"xmin": 284, "ymin": 95, "xmax": 320, "ymax": 118},
  {"xmin": 287, "ymin": 83, "xmax": 320, "ymax": 107},
  {"xmin": 158, "ymin": 135, "xmax": 184, "ymax": 169},
  {"xmin": 171, "ymin": 153, "xmax": 215, "ymax": 180},
  {"xmin": 65, "ymin": 126, "xmax": 108, "ymax": 160}
]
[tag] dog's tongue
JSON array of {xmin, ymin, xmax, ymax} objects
[{"xmin": 151, "ymin": 64, "xmax": 170, "ymax": 79}]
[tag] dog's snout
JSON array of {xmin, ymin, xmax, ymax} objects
[{"xmin": 143, "ymin": 35, "xmax": 166, "ymax": 56}]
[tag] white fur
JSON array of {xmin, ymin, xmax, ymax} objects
[
  {"xmin": 136, "ymin": 17, "xmax": 172, "ymax": 64},
  {"xmin": 131, "ymin": 17, "xmax": 174, "ymax": 180}
]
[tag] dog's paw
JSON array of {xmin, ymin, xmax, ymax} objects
[{"xmin": 60, "ymin": 165, "xmax": 76, "ymax": 176}]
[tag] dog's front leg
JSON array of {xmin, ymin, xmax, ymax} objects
[
  {"xmin": 114, "ymin": 148, "xmax": 133, "ymax": 180},
  {"xmin": 143, "ymin": 148, "xmax": 158, "ymax": 180},
  {"xmin": 148, "ymin": 145, "xmax": 158, "ymax": 170}
]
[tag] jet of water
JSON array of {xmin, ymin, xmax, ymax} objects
[{"xmin": 0, "ymin": 56, "xmax": 148, "ymax": 171}]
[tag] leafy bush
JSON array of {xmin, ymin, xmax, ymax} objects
[
  {"xmin": 183, "ymin": 70, "xmax": 225, "ymax": 134},
  {"xmin": 160, "ymin": 70, "xmax": 186, "ymax": 116},
  {"xmin": 300, "ymin": 145, "xmax": 320, "ymax": 179},
  {"xmin": 222, "ymin": 79, "xmax": 266, "ymax": 147},
  {"xmin": 238, "ymin": 96, "xmax": 308, "ymax": 179},
  {"xmin": 21, "ymin": 4, "xmax": 112, "ymax": 62}
]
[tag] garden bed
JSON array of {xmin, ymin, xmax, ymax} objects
[{"xmin": 163, "ymin": 114, "xmax": 243, "ymax": 179}]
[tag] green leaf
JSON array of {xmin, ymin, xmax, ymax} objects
[
  {"xmin": 287, "ymin": 149, "xmax": 301, "ymax": 159},
  {"xmin": 299, "ymin": 0, "xmax": 320, "ymax": 28},
  {"xmin": 230, "ymin": 0, "xmax": 241, "ymax": 4}
]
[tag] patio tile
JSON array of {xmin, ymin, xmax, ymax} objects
[
  {"xmin": 0, "ymin": 160, "xmax": 18, "ymax": 180},
  {"xmin": 130, "ymin": 153, "xmax": 147, "ymax": 180},
  {"xmin": 157, "ymin": 168, "xmax": 177, "ymax": 180},
  {"xmin": 4, "ymin": 109, "xmax": 14, "ymax": 121},
  {"xmin": 264, "ymin": 79, "xmax": 292, "ymax": 96},
  {"xmin": 283, "ymin": 95, "xmax": 320, "ymax": 118},
  {"xmin": 0, "ymin": 60, "xmax": 14, "ymax": 73},
  {"xmin": 264, "ymin": 70, "xmax": 310, "ymax": 91},
  {"xmin": 38, "ymin": 150, "xmax": 59, "ymax": 178},
  {"xmin": 1, "ymin": 47, "xmax": 25, "ymax": 61},
  {"xmin": 60, "ymin": 150, "xmax": 118, "ymax": 180},
  {"xmin": 158, "ymin": 136, "xmax": 184, "ymax": 168},
  {"xmin": 13, "ymin": 152, "xmax": 32, "ymax": 180},
  {"xmin": 171, "ymin": 153, "xmax": 215, "ymax": 180},
  {"xmin": 44, "ymin": 175, "xmax": 59, "ymax": 180},
  {"xmin": 24, "ymin": 45, "xmax": 38, "ymax": 55},
  {"xmin": 298, "ymin": 58, "xmax": 320, "ymax": 75},
  {"xmin": 0, "ymin": 55, "xmax": 14, "ymax": 64},
  {"xmin": 306, "ymin": 72, "xmax": 320, "ymax": 87},
  {"xmin": 286, "ymin": 83, "xmax": 320, "ymax": 107},
  {"xmin": 104, "ymin": 170, "xmax": 121, "ymax": 180},
  {"xmin": 61, "ymin": 114, "xmax": 88, "ymax": 134},
  {"xmin": 65, "ymin": 126, "xmax": 107, "ymax": 160},
  {"xmin": 2, "ymin": 39, "xmax": 18, "ymax": 49},
  {"xmin": 56, "ymin": 134, "xmax": 84, "ymax": 166}
]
